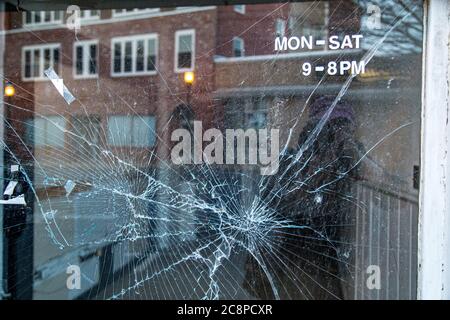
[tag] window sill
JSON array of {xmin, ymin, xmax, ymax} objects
[{"xmin": 110, "ymin": 71, "xmax": 158, "ymax": 78}]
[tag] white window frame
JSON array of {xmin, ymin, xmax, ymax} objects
[
  {"xmin": 73, "ymin": 40, "xmax": 99, "ymax": 79},
  {"xmin": 233, "ymin": 5, "xmax": 246, "ymax": 14},
  {"xmin": 112, "ymin": 8, "xmax": 160, "ymax": 17},
  {"xmin": 110, "ymin": 34, "xmax": 158, "ymax": 77},
  {"xmin": 276, "ymin": 18, "xmax": 286, "ymax": 38},
  {"xmin": 174, "ymin": 29, "xmax": 195, "ymax": 73},
  {"xmin": 21, "ymin": 43, "xmax": 61, "ymax": 81},
  {"xmin": 232, "ymin": 36, "xmax": 245, "ymax": 57},
  {"xmin": 418, "ymin": 0, "xmax": 450, "ymax": 300},
  {"xmin": 22, "ymin": 11, "xmax": 63, "ymax": 26}
]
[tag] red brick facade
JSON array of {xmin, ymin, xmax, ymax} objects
[{"xmin": 1, "ymin": 4, "xmax": 348, "ymax": 163}]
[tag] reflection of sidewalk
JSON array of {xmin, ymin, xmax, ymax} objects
[{"xmin": 92, "ymin": 241, "xmax": 257, "ymax": 300}]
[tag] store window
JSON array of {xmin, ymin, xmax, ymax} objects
[
  {"xmin": 23, "ymin": 11, "xmax": 62, "ymax": 26},
  {"xmin": 74, "ymin": 40, "xmax": 98, "ymax": 78},
  {"xmin": 22, "ymin": 43, "xmax": 60, "ymax": 80}
]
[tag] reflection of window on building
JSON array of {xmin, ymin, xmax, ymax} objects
[
  {"xmin": 107, "ymin": 116, "xmax": 156, "ymax": 147},
  {"xmin": 74, "ymin": 40, "xmax": 98, "ymax": 78},
  {"xmin": 275, "ymin": 19, "xmax": 286, "ymax": 38},
  {"xmin": 32, "ymin": 116, "xmax": 66, "ymax": 148},
  {"xmin": 233, "ymin": 5, "xmax": 246, "ymax": 14},
  {"xmin": 175, "ymin": 29, "xmax": 195, "ymax": 72},
  {"xmin": 79, "ymin": 10, "xmax": 100, "ymax": 20},
  {"xmin": 112, "ymin": 8, "xmax": 160, "ymax": 17},
  {"xmin": 232, "ymin": 37, "xmax": 245, "ymax": 57},
  {"xmin": 22, "ymin": 43, "xmax": 60, "ymax": 80},
  {"xmin": 70, "ymin": 116, "xmax": 101, "ymax": 157},
  {"xmin": 289, "ymin": 18, "xmax": 325, "ymax": 42},
  {"xmin": 112, "ymin": 34, "xmax": 158, "ymax": 76},
  {"xmin": 23, "ymin": 11, "xmax": 63, "ymax": 26}
]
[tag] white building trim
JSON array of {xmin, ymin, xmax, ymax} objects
[
  {"xmin": 110, "ymin": 33, "xmax": 158, "ymax": 77},
  {"xmin": 174, "ymin": 29, "xmax": 196, "ymax": 73},
  {"xmin": 418, "ymin": 0, "xmax": 450, "ymax": 300},
  {"xmin": 111, "ymin": 8, "xmax": 159, "ymax": 18}
]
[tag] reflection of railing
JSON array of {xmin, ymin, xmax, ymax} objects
[{"xmin": 353, "ymin": 181, "xmax": 418, "ymax": 300}]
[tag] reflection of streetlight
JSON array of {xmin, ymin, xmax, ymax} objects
[
  {"xmin": 183, "ymin": 71, "xmax": 194, "ymax": 106},
  {"xmin": 184, "ymin": 71, "xmax": 194, "ymax": 85},
  {"xmin": 4, "ymin": 82, "xmax": 15, "ymax": 97}
]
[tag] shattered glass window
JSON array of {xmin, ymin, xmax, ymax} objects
[{"xmin": 0, "ymin": 0, "xmax": 424, "ymax": 300}]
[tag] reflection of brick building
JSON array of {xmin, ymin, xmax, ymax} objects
[
  {"xmin": 0, "ymin": 5, "xmax": 292, "ymax": 164},
  {"xmin": 2, "ymin": 3, "xmax": 355, "ymax": 171}
]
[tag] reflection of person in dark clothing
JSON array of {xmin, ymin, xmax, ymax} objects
[{"xmin": 244, "ymin": 96, "xmax": 362, "ymax": 300}]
